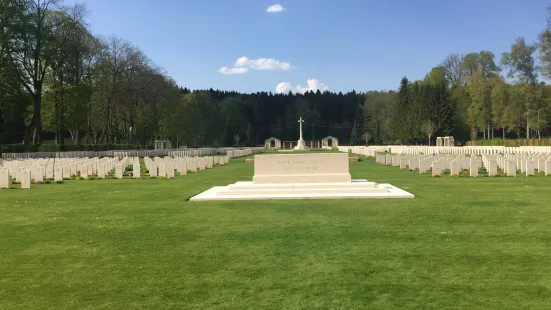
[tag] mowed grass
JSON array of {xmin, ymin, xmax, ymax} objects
[{"xmin": 1, "ymin": 157, "xmax": 551, "ymax": 309}]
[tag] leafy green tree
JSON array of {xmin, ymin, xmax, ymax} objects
[
  {"xmin": 6, "ymin": 1, "xmax": 85, "ymax": 144},
  {"xmin": 364, "ymin": 91, "xmax": 396, "ymax": 144},
  {"xmin": 501, "ymin": 37, "xmax": 538, "ymax": 84},
  {"xmin": 466, "ymin": 69, "xmax": 489, "ymax": 140},
  {"xmin": 421, "ymin": 120, "xmax": 436, "ymax": 145},
  {"xmin": 423, "ymin": 66, "xmax": 447, "ymax": 86},
  {"xmin": 442, "ymin": 54, "xmax": 465, "ymax": 88},
  {"xmin": 504, "ymin": 85, "xmax": 526, "ymax": 138},
  {"xmin": 489, "ymin": 76, "xmax": 509, "ymax": 139}
]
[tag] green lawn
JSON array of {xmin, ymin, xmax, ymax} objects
[{"xmin": 1, "ymin": 157, "xmax": 551, "ymax": 309}]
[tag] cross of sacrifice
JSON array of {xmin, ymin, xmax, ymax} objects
[{"xmin": 298, "ymin": 117, "xmax": 304, "ymax": 139}]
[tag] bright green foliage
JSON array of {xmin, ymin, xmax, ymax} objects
[
  {"xmin": 489, "ymin": 77, "xmax": 509, "ymax": 139},
  {"xmin": 364, "ymin": 91, "xmax": 396, "ymax": 144},
  {"xmin": 423, "ymin": 66, "xmax": 447, "ymax": 86},
  {"xmin": 501, "ymin": 37, "xmax": 538, "ymax": 84},
  {"xmin": 466, "ymin": 69, "xmax": 490, "ymax": 139}
]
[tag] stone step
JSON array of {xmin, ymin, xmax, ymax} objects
[
  {"xmin": 227, "ymin": 180, "xmax": 376, "ymax": 190},
  {"xmin": 219, "ymin": 187, "xmax": 390, "ymax": 195}
]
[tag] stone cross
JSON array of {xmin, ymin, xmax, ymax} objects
[{"xmin": 298, "ymin": 117, "xmax": 304, "ymax": 140}]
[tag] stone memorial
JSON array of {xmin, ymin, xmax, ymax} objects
[
  {"xmin": 252, "ymin": 153, "xmax": 351, "ymax": 184},
  {"xmin": 166, "ymin": 162, "xmax": 175, "ymax": 178},
  {"xmin": 133, "ymin": 163, "xmax": 140, "ymax": 178},
  {"xmin": 46, "ymin": 165, "xmax": 54, "ymax": 179},
  {"xmin": 293, "ymin": 117, "xmax": 308, "ymax": 151},
  {"xmin": 469, "ymin": 162, "xmax": 479, "ymax": 177},
  {"xmin": 177, "ymin": 159, "xmax": 187, "ymax": 175},
  {"xmin": 158, "ymin": 162, "xmax": 166, "ymax": 177},
  {"xmin": 0, "ymin": 170, "xmax": 9, "ymax": 188},
  {"xmin": 190, "ymin": 153, "xmax": 414, "ymax": 201},
  {"xmin": 115, "ymin": 164, "xmax": 124, "ymax": 179},
  {"xmin": 54, "ymin": 167, "xmax": 63, "ymax": 182},
  {"xmin": 98, "ymin": 165, "xmax": 105, "ymax": 179},
  {"xmin": 506, "ymin": 161, "xmax": 516, "ymax": 177},
  {"xmin": 149, "ymin": 165, "xmax": 157, "ymax": 177},
  {"xmin": 21, "ymin": 170, "xmax": 31, "ymax": 189},
  {"xmin": 63, "ymin": 165, "xmax": 71, "ymax": 179}
]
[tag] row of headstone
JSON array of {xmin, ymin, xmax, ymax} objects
[
  {"xmin": 373, "ymin": 153, "xmax": 489, "ymax": 177},
  {"xmin": 371, "ymin": 151, "xmax": 551, "ymax": 177},
  {"xmin": 218, "ymin": 147, "xmax": 265, "ymax": 155},
  {"xmin": 0, "ymin": 156, "xmax": 132, "ymax": 189},
  {"xmin": 227, "ymin": 149, "xmax": 253, "ymax": 158},
  {"xmin": 491, "ymin": 153, "xmax": 551, "ymax": 176},
  {"xmin": 143, "ymin": 155, "xmax": 230, "ymax": 178},
  {"xmin": 339, "ymin": 145, "xmax": 551, "ymax": 156},
  {"xmin": 1, "ymin": 147, "xmax": 266, "ymax": 160}
]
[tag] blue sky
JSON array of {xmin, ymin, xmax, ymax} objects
[{"xmin": 65, "ymin": 0, "xmax": 549, "ymax": 93}]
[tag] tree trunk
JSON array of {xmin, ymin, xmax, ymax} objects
[
  {"xmin": 76, "ymin": 130, "xmax": 81, "ymax": 145},
  {"xmin": 54, "ymin": 75, "xmax": 60, "ymax": 145},
  {"xmin": 58, "ymin": 68, "xmax": 65, "ymax": 146},
  {"xmin": 502, "ymin": 128, "xmax": 505, "ymax": 140},
  {"xmin": 31, "ymin": 88, "xmax": 43, "ymax": 145},
  {"xmin": 527, "ymin": 123, "xmax": 530, "ymax": 139}
]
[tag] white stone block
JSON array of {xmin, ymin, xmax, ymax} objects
[
  {"xmin": 54, "ymin": 167, "xmax": 63, "ymax": 182},
  {"xmin": 115, "ymin": 164, "xmax": 124, "ymax": 179},
  {"xmin": 166, "ymin": 163, "xmax": 175, "ymax": 179},
  {"xmin": 133, "ymin": 163, "xmax": 140, "ymax": 178},
  {"xmin": 469, "ymin": 162, "xmax": 479, "ymax": 177},
  {"xmin": 158, "ymin": 163, "xmax": 166, "ymax": 177},
  {"xmin": 0, "ymin": 170, "xmax": 9, "ymax": 188},
  {"xmin": 21, "ymin": 169, "xmax": 31, "ymax": 189}
]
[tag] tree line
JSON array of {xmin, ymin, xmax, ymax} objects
[{"xmin": 2, "ymin": 1, "xmax": 551, "ymax": 148}]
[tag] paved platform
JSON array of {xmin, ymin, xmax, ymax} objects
[{"xmin": 189, "ymin": 179, "xmax": 415, "ymax": 201}]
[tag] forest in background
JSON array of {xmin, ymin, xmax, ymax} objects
[{"xmin": 3, "ymin": 1, "xmax": 551, "ymax": 149}]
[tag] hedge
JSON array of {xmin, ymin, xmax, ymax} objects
[
  {"xmin": 466, "ymin": 139, "xmax": 551, "ymax": 147},
  {"xmin": 0, "ymin": 144, "xmax": 153, "ymax": 153}
]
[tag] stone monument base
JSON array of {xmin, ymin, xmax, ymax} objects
[
  {"xmin": 190, "ymin": 179, "xmax": 414, "ymax": 201},
  {"xmin": 294, "ymin": 138, "xmax": 308, "ymax": 151},
  {"xmin": 189, "ymin": 153, "xmax": 415, "ymax": 201}
]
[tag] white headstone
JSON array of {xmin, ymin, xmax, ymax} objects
[
  {"xmin": 158, "ymin": 162, "xmax": 166, "ymax": 177},
  {"xmin": 166, "ymin": 162, "xmax": 175, "ymax": 179},
  {"xmin": 21, "ymin": 169, "xmax": 31, "ymax": 189},
  {"xmin": 133, "ymin": 163, "xmax": 140, "ymax": 178},
  {"xmin": 469, "ymin": 162, "xmax": 479, "ymax": 177},
  {"xmin": 115, "ymin": 164, "xmax": 124, "ymax": 179},
  {"xmin": 0, "ymin": 170, "xmax": 9, "ymax": 189},
  {"xmin": 54, "ymin": 166, "xmax": 63, "ymax": 182},
  {"xmin": 46, "ymin": 165, "xmax": 54, "ymax": 179},
  {"xmin": 98, "ymin": 165, "xmax": 105, "ymax": 179}
]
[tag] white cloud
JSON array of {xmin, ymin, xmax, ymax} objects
[
  {"xmin": 266, "ymin": 4, "xmax": 285, "ymax": 13},
  {"xmin": 218, "ymin": 56, "xmax": 291, "ymax": 74},
  {"xmin": 218, "ymin": 66, "xmax": 248, "ymax": 75},
  {"xmin": 275, "ymin": 79, "xmax": 329, "ymax": 94},
  {"xmin": 235, "ymin": 57, "xmax": 290, "ymax": 71}
]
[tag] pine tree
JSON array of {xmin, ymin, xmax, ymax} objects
[
  {"xmin": 349, "ymin": 102, "xmax": 364, "ymax": 145},
  {"xmin": 392, "ymin": 77, "xmax": 412, "ymax": 144}
]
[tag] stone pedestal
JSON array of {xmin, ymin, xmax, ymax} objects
[
  {"xmin": 294, "ymin": 138, "xmax": 308, "ymax": 151},
  {"xmin": 190, "ymin": 153, "xmax": 414, "ymax": 201}
]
